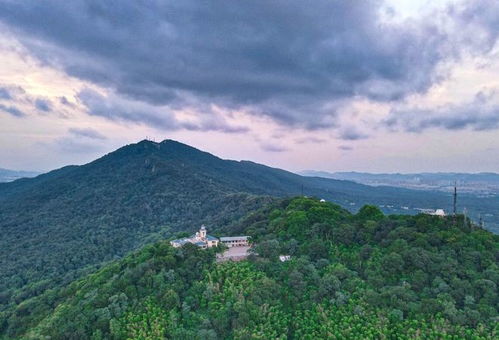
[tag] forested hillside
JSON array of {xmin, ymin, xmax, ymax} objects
[
  {"xmin": 0, "ymin": 140, "xmax": 275, "ymax": 323},
  {"xmin": 2, "ymin": 198, "xmax": 497, "ymax": 339},
  {"xmin": 1, "ymin": 139, "xmax": 498, "ymax": 339},
  {"xmin": 0, "ymin": 139, "xmax": 447, "ymax": 307}
]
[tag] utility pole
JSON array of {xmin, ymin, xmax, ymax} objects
[
  {"xmin": 453, "ymin": 181, "xmax": 457, "ymax": 216},
  {"xmin": 479, "ymin": 214, "xmax": 485, "ymax": 229},
  {"xmin": 453, "ymin": 181, "xmax": 457, "ymax": 226}
]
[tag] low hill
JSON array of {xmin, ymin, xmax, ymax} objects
[{"xmin": 2, "ymin": 198, "xmax": 497, "ymax": 339}]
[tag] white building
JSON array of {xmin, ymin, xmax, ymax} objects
[
  {"xmin": 170, "ymin": 225, "xmax": 219, "ymax": 249},
  {"xmin": 431, "ymin": 209, "xmax": 446, "ymax": 217},
  {"xmin": 220, "ymin": 236, "xmax": 250, "ymax": 247}
]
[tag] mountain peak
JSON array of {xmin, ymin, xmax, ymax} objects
[{"xmin": 136, "ymin": 138, "xmax": 200, "ymax": 152}]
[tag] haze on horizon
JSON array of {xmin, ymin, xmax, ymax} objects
[{"xmin": 1, "ymin": 0, "xmax": 499, "ymax": 174}]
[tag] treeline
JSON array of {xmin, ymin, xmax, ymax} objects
[{"xmin": 1, "ymin": 197, "xmax": 497, "ymax": 339}]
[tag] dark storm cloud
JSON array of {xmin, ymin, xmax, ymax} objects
[
  {"xmin": 77, "ymin": 88, "xmax": 179, "ymax": 129},
  {"xmin": 68, "ymin": 127, "xmax": 107, "ymax": 140},
  {"xmin": 34, "ymin": 99, "xmax": 52, "ymax": 112},
  {"xmin": 77, "ymin": 88, "xmax": 247, "ymax": 133},
  {"xmin": 0, "ymin": 0, "xmax": 457, "ymax": 129},
  {"xmin": 0, "ymin": 104, "xmax": 25, "ymax": 118},
  {"xmin": 385, "ymin": 91, "xmax": 499, "ymax": 132}
]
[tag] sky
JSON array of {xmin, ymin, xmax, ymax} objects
[{"xmin": 0, "ymin": 0, "xmax": 499, "ymax": 174}]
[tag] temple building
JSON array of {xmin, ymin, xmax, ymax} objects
[{"xmin": 170, "ymin": 225, "xmax": 219, "ymax": 249}]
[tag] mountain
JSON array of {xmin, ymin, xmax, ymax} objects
[
  {"xmin": 301, "ymin": 170, "xmax": 499, "ymax": 194},
  {"xmin": 1, "ymin": 139, "xmax": 499, "ymax": 330},
  {"xmin": 0, "ymin": 140, "xmax": 276, "ymax": 313},
  {"xmin": 3, "ymin": 197, "xmax": 497, "ymax": 339},
  {"xmin": 0, "ymin": 168, "xmax": 39, "ymax": 183}
]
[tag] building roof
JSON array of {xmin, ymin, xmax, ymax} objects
[
  {"xmin": 186, "ymin": 234, "xmax": 219, "ymax": 241},
  {"xmin": 171, "ymin": 233, "xmax": 219, "ymax": 247},
  {"xmin": 171, "ymin": 238, "xmax": 191, "ymax": 245},
  {"xmin": 220, "ymin": 236, "xmax": 249, "ymax": 241}
]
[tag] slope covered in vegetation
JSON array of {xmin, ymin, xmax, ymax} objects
[
  {"xmin": 0, "ymin": 139, "xmax": 277, "ymax": 318},
  {"xmin": 2, "ymin": 198, "xmax": 497, "ymax": 339},
  {"xmin": 6, "ymin": 139, "xmax": 495, "ymax": 326}
]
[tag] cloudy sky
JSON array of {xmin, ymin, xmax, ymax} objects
[{"xmin": 0, "ymin": 0, "xmax": 498, "ymax": 173}]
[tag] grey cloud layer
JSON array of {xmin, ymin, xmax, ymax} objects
[
  {"xmin": 449, "ymin": 0, "xmax": 499, "ymax": 53},
  {"xmin": 385, "ymin": 91, "xmax": 499, "ymax": 132},
  {"xmin": 0, "ymin": 0, "xmax": 497, "ymax": 133},
  {"xmin": 0, "ymin": 0, "xmax": 459, "ymax": 129},
  {"xmin": 77, "ymin": 88, "xmax": 247, "ymax": 133}
]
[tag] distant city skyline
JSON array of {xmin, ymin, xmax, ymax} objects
[{"xmin": 1, "ymin": 0, "xmax": 498, "ymax": 173}]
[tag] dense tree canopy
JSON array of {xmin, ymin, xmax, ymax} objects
[
  {"xmin": 2, "ymin": 140, "xmax": 498, "ymax": 338},
  {"xmin": 1, "ymin": 197, "xmax": 497, "ymax": 339}
]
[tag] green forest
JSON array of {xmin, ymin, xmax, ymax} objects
[
  {"xmin": 2, "ymin": 139, "xmax": 498, "ymax": 336},
  {"xmin": 2, "ymin": 197, "xmax": 497, "ymax": 339}
]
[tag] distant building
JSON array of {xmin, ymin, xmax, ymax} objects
[
  {"xmin": 220, "ymin": 236, "xmax": 250, "ymax": 247},
  {"xmin": 431, "ymin": 209, "xmax": 446, "ymax": 217},
  {"xmin": 170, "ymin": 225, "xmax": 219, "ymax": 249},
  {"xmin": 320, "ymin": 199, "xmax": 326, "ymax": 203},
  {"xmin": 279, "ymin": 255, "xmax": 291, "ymax": 262}
]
